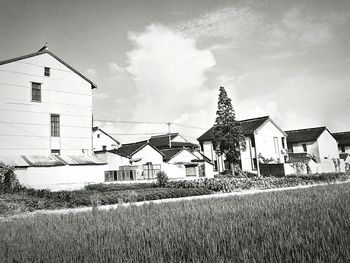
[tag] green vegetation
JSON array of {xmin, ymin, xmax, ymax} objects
[
  {"xmin": 1, "ymin": 183, "xmax": 350, "ymax": 262},
  {"xmin": 168, "ymin": 172, "xmax": 350, "ymax": 192}
]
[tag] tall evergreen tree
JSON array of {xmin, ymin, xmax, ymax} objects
[{"xmin": 213, "ymin": 87, "xmax": 246, "ymax": 175}]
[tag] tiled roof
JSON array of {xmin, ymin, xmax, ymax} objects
[
  {"xmin": 286, "ymin": 127, "xmax": 326, "ymax": 144},
  {"xmin": 148, "ymin": 133, "xmax": 199, "ymax": 149},
  {"xmin": 198, "ymin": 116, "xmax": 270, "ymax": 142},
  {"xmin": 160, "ymin": 148, "xmax": 184, "ymax": 162},
  {"xmin": 0, "ymin": 49, "xmax": 97, "ymax": 89},
  {"xmin": 332, "ymin": 131, "xmax": 350, "ymax": 145},
  {"xmin": 109, "ymin": 141, "xmax": 164, "ymax": 158}
]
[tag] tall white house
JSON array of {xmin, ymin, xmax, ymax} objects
[
  {"xmin": 0, "ymin": 46, "xmax": 96, "ymax": 156},
  {"xmin": 198, "ymin": 116, "xmax": 287, "ymax": 174}
]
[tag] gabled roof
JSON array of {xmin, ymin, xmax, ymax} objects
[
  {"xmin": 160, "ymin": 148, "xmax": 184, "ymax": 162},
  {"xmin": 93, "ymin": 126, "xmax": 120, "ymax": 145},
  {"xmin": 197, "ymin": 116, "xmax": 270, "ymax": 142},
  {"xmin": 339, "ymin": 153, "xmax": 350, "ymax": 161},
  {"xmin": 332, "ymin": 131, "xmax": 350, "ymax": 145},
  {"xmin": 109, "ymin": 141, "xmax": 164, "ymax": 158},
  {"xmin": 285, "ymin": 127, "xmax": 327, "ymax": 144},
  {"xmin": 0, "ymin": 49, "xmax": 97, "ymax": 89},
  {"xmin": 148, "ymin": 133, "xmax": 199, "ymax": 149}
]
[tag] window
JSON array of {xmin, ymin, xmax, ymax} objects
[
  {"xmin": 341, "ymin": 145, "xmax": 346, "ymax": 153},
  {"xmin": 31, "ymin": 82, "xmax": 41, "ymax": 102},
  {"xmin": 44, "ymin": 67, "xmax": 50, "ymax": 76},
  {"xmin": 50, "ymin": 114, "xmax": 60, "ymax": 137},
  {"xmin": 302, "ymin": 144, "xmax": 307, "ymax": 152},
  {"xmin": 288, "ymin": 144, "xmax": 293, "ymax": 153},
  {"xmin": 281, "ymin": 137, "xmax": 285, "ymax": 149},
  {"xmin": 214, "ymin": 160, "xmax": 218, "ymax": 171},
  {"xmin": 51, "ymin": 149, "xmax": 60, "ymax": 155},
  {"xmin": 102, "ymin": 145, "xmax": 107, "ymax": 151},
  {"xmin": 97, "ymin": 134, "xmax": 100, "ymax": 138}
]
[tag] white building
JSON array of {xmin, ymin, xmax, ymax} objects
[
  {"xmin": 92, "ymin": 126, "xmax": 121, "ymax": 151},
  {"xmin": 0, "ymin": 46, "xmax": 96, "ymax": 156},
  {"xmin": 0, "ymin": 46, "xmax": 108, "ymax": 190},
  {"xmin": 286, "ymin": 127, "xmax": 339, "ymax": 162},
  {"xmin": 332, "ymin": 131, "xmax": 350, "ymax": 153},
  {"xmin": 197, "ymin": 116, "xmax": 287, "ymax": 174}
]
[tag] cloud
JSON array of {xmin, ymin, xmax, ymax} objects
[
  {"xmin": 85, "ymin": 68, "xmax": 97, "ymax": 78},
  {"xmin": 109, "ymin": 62, "xmax": 125, "ymax": 74},
  {"xmin": 174, "ymin": 6, "xmax": 265, "ymax": 46},
  {"xmin": 116, "ymin": 24, "xmax": 217, "ymax": 141}
]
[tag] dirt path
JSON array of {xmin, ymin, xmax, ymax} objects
[{"xmin": 2, "ymin": 180, "xmax": 350, "ymax": 222}]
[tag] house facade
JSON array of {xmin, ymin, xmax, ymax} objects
[
  {"xmin": 0, "ymin": 47, "xmax": 96, "ymax": 156},
  {"xmin": 198, "ymin": 116, "xmax": 287, "ymax": 174},
  {"xmin": 92, "ymin": 126, "xmax": 121, "ymax": 152},
  {"xmin": 286, "ymin": 127, "xmax": 339, "ymax": 162},
  {"xmin": 95, "ymin": 141, "xmax": 164, "ymax": 181},
  {"xmin": 332, "ymin": 131, "xmax": 350, "ymax": 153}
]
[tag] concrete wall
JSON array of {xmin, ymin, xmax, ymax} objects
[
  {"xmin": 132, "ymin": 145, "xmax": 163, "ymax": 165},
  {"xmin": 202, "ymin": 141, "xmax": 225, "ymax": 173},
  {"xmin": 291, "ymin": 141, "xmax": 320, "ymax": 161},
  {"xmin": 95, "ymin": 152, "xmax": 129, "ymax": 170},
  {"xmin": 317, "ymin": 130, "xmax": 339, "ymax": 161},
  {"xmin": 93, "ymin": 129, "xmax": 120, "ymax": 151},
  {"xmin": 241, "ymin": 137, "xmax": 255, "ymax": 171},
  {"xmin": 162, "ymin": 163, "xmax": 186, "ymax": 179},
  {"xmin": 15, "ymin": 164, "xmax": 107, "ymax": 191},
  {"xmin": 0, "ymin": 53, "xmax": 93, "ymax": 156}
]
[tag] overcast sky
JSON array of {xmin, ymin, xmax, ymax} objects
[{"xmin": 1, "ymin": 0, "xmax": 349, "ymax": 143}]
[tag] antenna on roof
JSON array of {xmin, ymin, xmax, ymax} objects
[{"xmin": 38, "ymin": 42, "xmax": 48, "ymax": 52}]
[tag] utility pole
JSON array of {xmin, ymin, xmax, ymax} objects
[{"xmin": 167, "ymin": 122, "xmax": 172, "ymax": 148}]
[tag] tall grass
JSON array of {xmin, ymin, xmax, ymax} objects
[{"xmin": 1, "ymin": 183, "xmax": 350, "ymax": 262}]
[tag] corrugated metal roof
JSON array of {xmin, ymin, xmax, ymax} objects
[
  {"xmin": 58, "ymin": 155, "xmax": 107, "ymax": 165},
  {"xmin": 22, "ymin": 155, "xmax": 65, "ymax": 167},
  {"xmin": 0, "ymin": 155, "xmax": 107, "ymax": 168},
  {"xmin": 0, "ymin": 156, "xmax": 29, "ymax": 167}
]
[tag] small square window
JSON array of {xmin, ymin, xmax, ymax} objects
[
  {"xmin": 97, "ymin": 134, "xmax": 100, "ymax": 138},
  {"xmin": 51, "ymin": 149, "xmax": 60, "ymax": 155},
  {"xmin": 31, "ymin": 82, "xmax": 41, "ymax": 102},
  {"xmin": 102, "ymin": 145, "xmax": 107, "ymax": 151},
  {"xmin": 44, "ymin": 67, "xmax": 50, "ymax": 76}
]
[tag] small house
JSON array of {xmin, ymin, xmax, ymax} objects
[
  {"xmin": 332, "ymin": 131, "xmax": 350, "ymax": 153},
  {"xmin": 92, "ymin": 126, "xmax": 121, "ymax": 151}
]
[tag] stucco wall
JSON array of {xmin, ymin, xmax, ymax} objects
[
  {"xmin": 317, "ymin": 130, "xmax": 339, "ymax": 161},
  {"xmin": 241, "ymin": 137, "xmax": 255, "ymax": 171},
  {"xmin": 167, "ymin": 150, "xmax": 197, "ymax": 164},
  {"xmin": 291, "ymin": 141, "xmax": 320, "ymax": 161},
  {"xmin": 93, "ymin": 130, "xmax": 120, "ymax": 151},
  {"xmin": 0, "ymin": 53, "xmax": 93, "ymax": 156},
  {"xmin": 132, "ymin": 145, "xmax": 163, "ymax": 165},
  {"xmin": 15, "ymin": 164, "xmax": 107, "ymax": 191},
  {"xmin": 255, "ymin": 120, "xmax": 286, "ymax": 163}
]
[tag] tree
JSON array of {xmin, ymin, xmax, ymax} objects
[{"xmin": 213, "ymin": 87, "xmax": 246, "ymax": 175}]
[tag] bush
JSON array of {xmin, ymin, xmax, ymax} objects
[
  {"xmin": 156, "ymin": 171, "xmax": 169, "ymax": 187},
  {"xmin": 85, "ymin": 182, "xmax": 157, "ymax": 192},
  {"xmin": 168, "ymin": 173, "xmax": 350, "ymax": 193},
  {"xmin": 0, "ymin": 166, "xmax": 20, "ymax": 193}
]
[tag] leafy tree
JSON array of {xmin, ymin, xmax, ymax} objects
[{"xmin": 213, "ymin": 87, "xmax": 246, "ymax": 175}]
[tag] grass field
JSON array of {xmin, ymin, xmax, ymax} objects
[{"xmin": 1, "ymin": 182, "xmax": 350, "ymax": 262}]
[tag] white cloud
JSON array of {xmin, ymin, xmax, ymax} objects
[
  {"xmin": 115, "ymin": 24, "xmax": 217, "ymax": 142},
  {"xmin": 85, "ymin": 68, "xmax": 97, "ymax": 78},
  {"xmin": 109, "ymin": 62, "xmax": 125, "ymax": 74},
  {"xmin": 174, "ymin": 6, "xmax": 265, "ymax": 46}
]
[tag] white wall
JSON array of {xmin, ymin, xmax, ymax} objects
[
  {"xmin": 255, "ymin": 120, "xmax": 286, "ymax": 163},
  {"xmin": 202, "ymin": 141, "xmax": 225, "ymax": 173},
  {"xmin": 317, "ymin": 130, "xmax": 339, "ymax": 161},
  {"xmin": 95, "ymin": 152, "xmax": 130, "ymax": 170},
  {"xmin": 168, "ymin": 150, "xmax": 197, "ymax": 164},
  {"xmin": 162, "ymin": 163, "xmax": 187, "ymax": 179},
  {"xmin": 93, "ymin": 129, "xmax": 120, "ymax": 151},
  {"xmin": 291, "ymin": 141, "xmax": 319, "ymax": 161},
  {"xmin": 132, "ymin": 145, "xmax": 163, "ymax": 165},
  {"xmin": 15, "ymin": 164, "xmax": 107, "ymax": 191},
  {"xmin": 241, "ymin": 137, "xmax": 255, "ymax": 171},
  {"xmin": 0, "ymin": 53, "xmax": 93, "ymax": 156},
  {"xmin": 172, "ymin": 135, "xmax": 188, "ymax": 143}
]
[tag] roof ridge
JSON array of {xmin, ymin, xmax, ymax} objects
[
  {"xmin": 285, "ymin": 126, "xmax": 326, "ymax": 132},
  {"xmin": 121, "ymin": 140, "xmax": 148, "ymax": 146},
  {"xmin": 150, "ymin": 133, "xmax": 179, "ymax": 138},
  {"xmin": 238, "ymin": 115, "xmax": 269, "ymax": 123}
]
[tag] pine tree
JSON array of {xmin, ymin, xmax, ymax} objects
[{"xmin": 213, "ymin": 87, "xmax": 246, "ymax": 175}]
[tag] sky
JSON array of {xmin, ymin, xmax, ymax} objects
[{"xmin": 1, "ymin": 0, "xmax": 350, "ymax": 143}]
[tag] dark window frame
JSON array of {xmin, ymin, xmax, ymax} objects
[
  {"xmin": 302, "ymin": 144, "xmax": 307, "ymax": 152},
  {"xmin": 44, "ymin": 67, "xmax": 50, "ymax": 76},
  {"xmin": 31, "ymin": 82, "xmax": 42, "ymax": 102},
  {"xmin": 50, "ymin": 114, "xmax": 60, "ymax": 137},
  {"xmin": 51, "ymin": 149, "xmax": 60, "ymax": 155}
]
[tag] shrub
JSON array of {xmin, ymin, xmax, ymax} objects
[
  {"xmin": 156, "ymin": 171, "xmax": 169, "ymax": 187},
  {"xmin": 85, "ymin": 182, "xmax": 156, "ymax": 192},
  {"xmin": 0, "ymin": 166, "xmax": 20, "ymax": 193}
]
